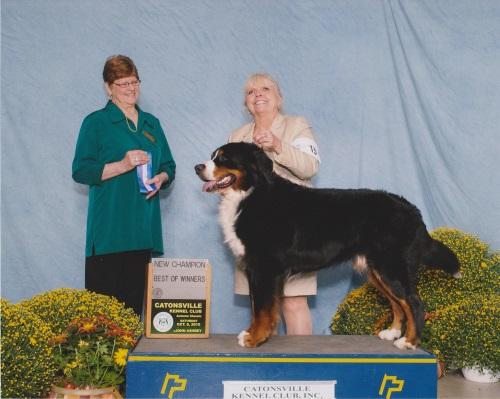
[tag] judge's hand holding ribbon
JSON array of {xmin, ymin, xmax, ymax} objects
[
  {"xmin": 123, "ymin": 150, "xmax": 148, "ymax": 170},
  {"xmin": 145, "ymin": 172, "xmax": 169, "ymax": 199}
]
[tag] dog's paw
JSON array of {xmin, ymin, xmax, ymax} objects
[
  {"xmin": 237, "ymin": 330, "xmax": 250, "ymax": 347},
  {"xmin": 394, "ymin": 337, "xmax": 417, "ymax": 350},
  {"xmin": 237, "ymin": 329, "xmax": 266, "ymax": 347},
  {"xmin": 378, "ymin": 328, "xmax": 402, "ymax": 341}
]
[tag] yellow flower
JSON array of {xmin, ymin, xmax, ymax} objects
[
  {"xmin": 68, "ymin": 360, "xmax": 79, "ymax": 369},
  {"xmin": 29, "ymin": 337, "xmax": 37, "ymax": 345},
  {"xmin": 78, "ymin": 339, "xmax": 89, "ymax": 348},
  {"xmin": 113, "ymin": 348, "xmax": 128, "ymax": 367}
]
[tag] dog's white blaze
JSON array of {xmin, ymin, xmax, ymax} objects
[
  {"xmin": 203, "ymin": 160, "xmax": 216, "ymax": 180},
  {"xmin": 219, "ymin": 189, "xmax": 251, "ymax": 258}
]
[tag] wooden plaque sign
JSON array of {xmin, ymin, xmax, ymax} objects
[{"xmin": 145, "ymin": 258, "xmax": 211, "ymax": 338}]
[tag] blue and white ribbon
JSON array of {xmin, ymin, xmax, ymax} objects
[{"xmin": 137, "ymin": 152, "xmax": 157, "ymax": 193}]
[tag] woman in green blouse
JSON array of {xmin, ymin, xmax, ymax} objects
[{"xmin": 72, "ymin": 55, "xmax": 176, "ymax": 315}]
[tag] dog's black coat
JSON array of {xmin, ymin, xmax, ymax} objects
[{"xmin": 196, "ymin": 142, "xmax": 459, "ymax": 347}]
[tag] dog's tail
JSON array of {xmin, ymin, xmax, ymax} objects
[{"xmin": 422, "ymin": 235, "xmax": 461, "ymax": 277}]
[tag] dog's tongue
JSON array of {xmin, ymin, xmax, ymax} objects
[{"xmin": 202, "ymin": 181, "xmax": 216, "ymax": 192}]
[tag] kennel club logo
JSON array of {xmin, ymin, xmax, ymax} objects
[
  {"xmin": 161, "ymin": 372, "xmax": 187, "ymax": 399},
  {"xmin": 378, "ymin": 374, "xmax": 405, "ymax": 399},
  {"xmin": 153, "ymin": 311, "xmax": 174, "ymax": 333}
]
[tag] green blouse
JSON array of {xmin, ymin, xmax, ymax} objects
[{"xmin": 72, "ymin": 101, "xmax": 176, "ymax": 257}]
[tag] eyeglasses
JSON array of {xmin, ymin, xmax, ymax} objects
[{"xmin": 113, "ymin": 80, "xmax": 141, "ymax": 88}]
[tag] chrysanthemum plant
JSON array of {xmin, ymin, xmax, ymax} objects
[
  {"xmin": 331, "ymin": 227, "xmax": 499, "ymax": 373},
  {"xmin": 20, "ymin": 288, "xmax": 143, "ymax": 390},
  {"xmin": 425, "ymin": 293, "xmax": 499, "ymax": 374},
  {"xmin": 50, "ymin": 314, "xmax": 137, "ymax": 389},
  {"xmin": 0, "ymin": 299, "xmax": 58, "ymax": 398},
  {"xmin": 21, "ymin": 288, "xmax": 142, "ymax": 338}
]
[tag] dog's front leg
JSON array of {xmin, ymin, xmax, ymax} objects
[
  {"xmin": 238, "ymin": 269, "xmax": 284, "ymax": 348},
  {"xmin": 238, "ymin": 300, "xmax": 281, "ymax": 348}
]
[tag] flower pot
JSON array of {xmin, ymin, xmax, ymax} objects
[
  {"xmin": 437, "ymin": 361, "xmax": 445, "ymax": 379},
  {"xmin": 48, "ymin": 385, "xmax": 123, "ymax": 399},
  {"xmin": 462, "ymin": 367, "xmax": 499, "ymax": 383}
]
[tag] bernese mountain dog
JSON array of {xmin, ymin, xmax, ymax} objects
[{"xmin": 195, "ymin": 142, "xmax": 460, "ymax": 349}]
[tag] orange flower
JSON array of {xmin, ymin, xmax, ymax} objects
[
  {"xmin": 105, "ymin": 326, "xmax": 127, "ymax": 338},
  {"xmin": 49, "ymin": 333, "xmax": 69, "ymax": 345},
  {"xmin": 67, "ymin": 318, "xmax": 80, "ymax": 329},
  {"xmin": 95, "ymin": 314, "xmax": 113, "ymax": 326},
  {"xmin": 424, "ymin": 312, "xmax": 436, "ymax": 321},
  {"xmin": 78, "ymin": 321, "xmax": 97, "ymax": 334},
  {"xmin": 120, "ymin": 334, "xmax": 136, "ymax": 346}
]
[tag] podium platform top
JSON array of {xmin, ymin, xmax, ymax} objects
[
  {"xmin": 128, "ymin": 334, "xmax": 436, "ymax": 398},
  {"xmin": 132, "ymin": 334, "xmax": 432, "ymax": 357}
]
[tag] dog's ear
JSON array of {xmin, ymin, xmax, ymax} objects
[{"xmin": 253, "ymin": 147, "xmax": 274, "ymax": 184}]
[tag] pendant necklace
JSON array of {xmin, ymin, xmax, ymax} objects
[{"xmin": 123, "ymin": 110, "xmax": 138, "ymax": 133}]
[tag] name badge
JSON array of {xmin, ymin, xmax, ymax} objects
[{"xmin": 143, "ymin": 130, "xmax": 156, "ymax": 143}]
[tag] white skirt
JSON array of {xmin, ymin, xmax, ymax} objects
[{"xmin": 234, "ymin": 264, "xmax": 317, "ymax": 296}]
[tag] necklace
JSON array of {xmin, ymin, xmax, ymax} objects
[
  {"xmin": 124, "ymin": 115, "xmax": 138, "ymax": 132},
  {"xmin": 123, "ymin": 109, "xmax": 138, "ymax": 133}
]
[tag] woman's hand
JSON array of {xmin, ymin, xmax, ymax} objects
[
  {"xmin": 101, "ymin": 150, "xmax": 148, "ymax": 181},
  {"xmin": 122, "ymin": 150, "xmax": 149, "ymax": 171},
  {"xmin": 253, "ymin": 129, "xmax": 282, "ymax": 154},
  {"xmin": 145, "ymin": 172, "xmax": 169, "ymax": 199}
]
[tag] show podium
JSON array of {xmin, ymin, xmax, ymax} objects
[{"xmin": 126, "ymin": 334, "xmax": 437, "ymax": 399}]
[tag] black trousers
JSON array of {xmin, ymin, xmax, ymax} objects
[{"xmin": 85, "ymin": 249, "xmax": 151, "ymax": 316}]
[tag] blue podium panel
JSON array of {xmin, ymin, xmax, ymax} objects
[{"xmin": 126, "ymin": 335, "xmax": 437, "ymax": 399}]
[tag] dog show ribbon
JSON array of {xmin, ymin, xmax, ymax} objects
[{"xmin": 137, "ymin": 152, "xmax": 157, "ymax": 193}]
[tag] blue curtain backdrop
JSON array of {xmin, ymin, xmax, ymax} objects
[{"xmin": 2, "ymin": 0, "xmax": 499, "ymax": 335}]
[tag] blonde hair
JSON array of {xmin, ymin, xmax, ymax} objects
[{"xmin": 243, "ymin": 73, "xmax": 283, "ymax": 113}]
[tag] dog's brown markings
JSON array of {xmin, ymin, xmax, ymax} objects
[
  {"xmin": 369, "ymin": 270, "xmax": 419, "ymax": 346},
  {"xmin": 243, "ymin": 297, "xmax": 281, "ymax": 347},
  {"xmin": 368, "ymin": 270, "xmax": 405, "ymax": 333},
  {"xmin": 213, "ymin": 167, "xmax": 245, "ymax": 191},
  {"xmin": 399, "ymin": 300, "xmax": 419, "ymax": 346}
]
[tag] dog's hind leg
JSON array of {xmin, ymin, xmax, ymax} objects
[
  {"xmin": 369, "ymin": 270, "xmax": 404, "ymax": 341},
  {"xmin": 370, "ymin": 269, "xmax": 421, "ymax": 350},
  {"xmin": 238, "ymin": 268, "xmax": 284, "ymax": 348},
  {"xmin": 394, "ymin": 292, "xmax": 423, "ymax": 350}
]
